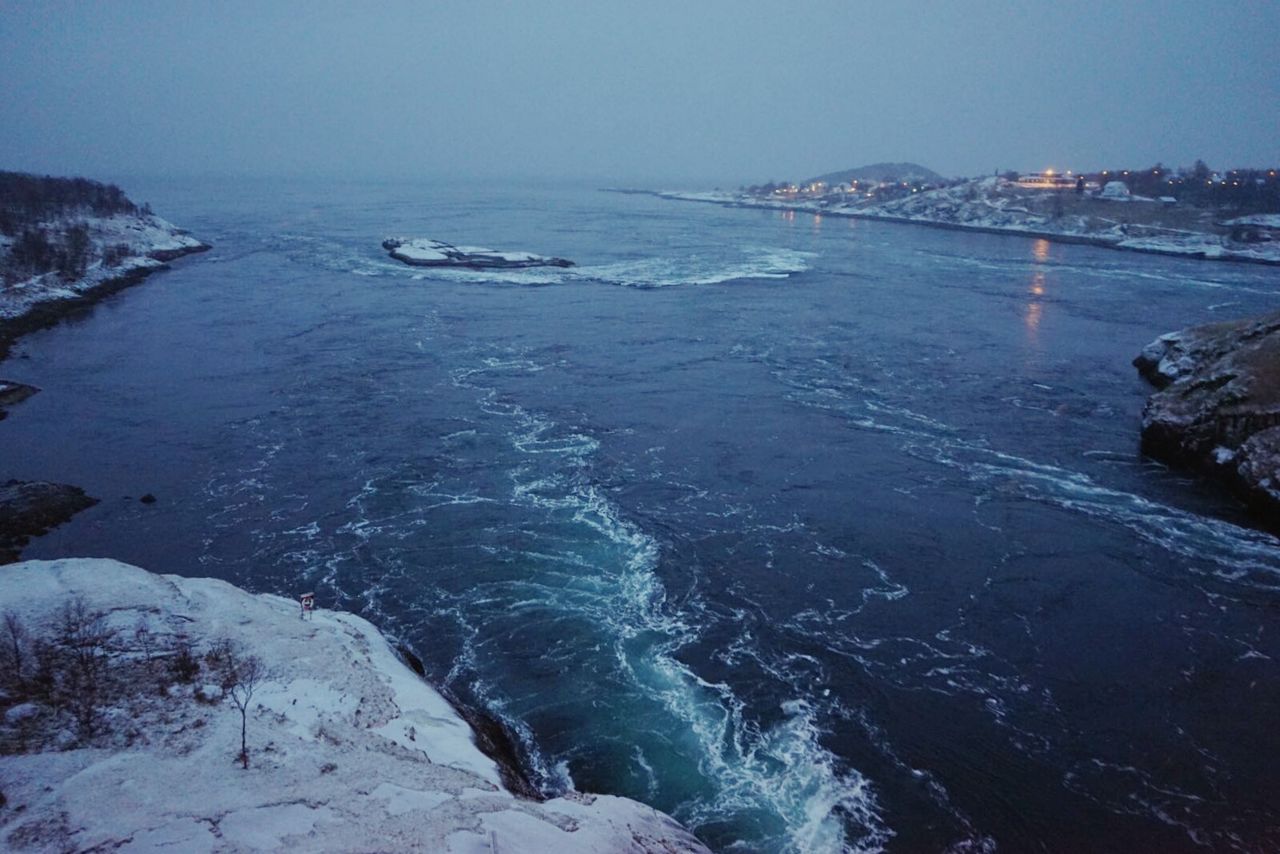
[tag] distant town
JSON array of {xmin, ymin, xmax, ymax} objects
[
  {"xmin": 737, "ymin": 160, "xmax": 1280, "ymax": 215},
  {"xmin": 625, "ymin": 159, "xmax": 1280, "ymax": 265}
]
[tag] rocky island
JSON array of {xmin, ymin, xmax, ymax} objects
[
  {"xmin": 1135, "ymin": 311, "xmax": 1280, "ymax": 525},
  {"xmin": 0, "ymin": 559, "xmax": 708, "ymax": 853},
  {"xmin": 383, "ymin": 238, "xmax": 573, "ymax": 269}
]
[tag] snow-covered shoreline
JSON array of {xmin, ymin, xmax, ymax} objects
[
  {"xmin": 0, "ymin": 212, "xmax": 209, "ymax": 358},
  {"xmin": 0, "ymin": 559, "xmax": 708, "ymax": 853},
  {"xmin": 620, "ymin": 183, "xmax": 1280, "ymax": 266}
]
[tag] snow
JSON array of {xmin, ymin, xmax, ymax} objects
[
  {"xmin": 0, "ymin": 212, "xmax": 207, "ymax": 322},
  {"xmin": 0, "ymin": 559, "xmax": 708, "ymax": 853},
  {"xmin": 383, "ymin": 238, "xmax": 571, "ymax": 269},
  {"xmin": 1225, "ymin": 213, "xmax": 1280, "ymax": 228},
  {"xmin": 1099, "ymin": 181, "xmax": 1132, "ymax": 200},
  {"xmin": 387, "ymin": 239, "xmax": 453, "ymax": 262}
]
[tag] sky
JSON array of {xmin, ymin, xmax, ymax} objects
[{"xmin": 1, "ymin": 0, "xmax": 1277, "ymax": 185}]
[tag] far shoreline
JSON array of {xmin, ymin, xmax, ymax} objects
[{"xmin": 608, "ymin": 188, "xmax": 1280, "ymax": 267}]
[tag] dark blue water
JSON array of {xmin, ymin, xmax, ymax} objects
[{"xmin": 5, "ymin": 179, "xmax": 1280, "ymax": 852}]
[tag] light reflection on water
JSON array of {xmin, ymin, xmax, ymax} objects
[{"xmin": 1025, "ymin": 239, "xmax": 1051, "ymax": 338}]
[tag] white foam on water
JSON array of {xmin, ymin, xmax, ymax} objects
[
  {"xmin": 412, "ymin": 266, "xmax": 570, "ymax": 286},
  {"xmin": 743, "ymin": 344, "xmax": 1280, "ymax": 845},
  {"xmin": 1060, "ymin": 757, "xmax": 1243, "ymax": 849},
  {"xmin": 449, "ymin": 347, "xmax": 890, "ymax": 853},
  {"xmin": 657, "ymin": 672, "xmax": 892, "ymax": 853},
  {"xmin": 575, "ymin": 247, "xmax": 815, "ymax": 288},
  {"xmin": 951, "ymin": 448, "xmax": 1280, "ymax": 589},
  {"xmin": 763, "ymin": 352, "xmax": 1280, "ymax": 592}
]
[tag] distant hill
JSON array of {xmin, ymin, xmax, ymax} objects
[{"xmin": 806, "ymin": 162, "xmax": 945, "ymax": 186}]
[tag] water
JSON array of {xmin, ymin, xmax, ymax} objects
[{"xmin": 5, "ymin": 178, "xmax": 1280, "ymax": 852}]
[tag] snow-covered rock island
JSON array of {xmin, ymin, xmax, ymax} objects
[
  {"xmin": 0, "ymin": 172, "xmax": 210, "ymax": 360},
  {"xmin": 0, "ymin": 559, "xmax": 708, "ymax": 853},
  {"xmin": 382, "ymin": 238, "xmax": 573, "ymax": 269}
]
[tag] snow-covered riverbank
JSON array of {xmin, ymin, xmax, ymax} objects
[
  {"xmin": 0, "ymin": 559, "xmax": 708, "ymax": 853},
  {"xmin": 0, "ymin": 212, "xmax": 209, "ymax": 357},
  {"xmin": 626, "ymin": 180, "xmax": 1280, "ymax": 266}
]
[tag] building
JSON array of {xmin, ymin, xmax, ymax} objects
[{"xmin": 1015, "ymin": 171, "xmax": 1078, "ymax": 190}]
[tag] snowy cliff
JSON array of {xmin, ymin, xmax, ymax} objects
[{"xmin": 0, "ymin": 559, "xmax": 708, "ymax": 853}]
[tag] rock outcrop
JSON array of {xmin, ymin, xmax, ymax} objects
[
  {"xmin": 383, "ymin": 238, "xmax": 573, "ymax": 269},
  {"xmin": 0, "ymin": 481, "xmax": 97, "ymax": 563},
  {"xmin": 0, "ymin": 380, "xmax": 38, "ymax": 420},
  {"xmin": 1135, "ymin": 312, "xmax": 1280, "ymax": 523},
  {"xmin": 0, "ymin": 559, "xmax": 709, "ymax": 853}
]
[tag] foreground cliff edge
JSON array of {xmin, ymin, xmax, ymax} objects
[
  {"xmin": 0, "ymin": 559, "xmax": 708, "ymax": 853},
  {"xmin": 1135, "ymin": 312, "xmax": 1280, "ymax": 525}
]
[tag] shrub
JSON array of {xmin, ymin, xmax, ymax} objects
[{"xmin": 169, "ymin": 639, "xmax": 200, "ymax": 683}]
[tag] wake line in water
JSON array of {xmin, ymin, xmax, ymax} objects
[
  {"xmin": 451, "ymin": 351, "xmax": 890, "ymax": 853},
  {"xmin": 763, "ymin": 355, "xmax": 1280, "ymax": 591},
  {"xmin": 575, "ymin": 247, "xmax": 816, "ymax": 288},
  {"xmin": 914, "ymin": 247, "xmax": 1280, "ymax": 296}
]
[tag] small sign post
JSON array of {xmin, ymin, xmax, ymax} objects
[{"xmin": 300, "ymin": 592, "xmax": 315, "ymax": 620}]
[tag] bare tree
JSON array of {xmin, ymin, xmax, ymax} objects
[
  {"xmin": 2, "ymin": 611, "xmax": 28, "ymax": 690},
  {"xmin": 133, "ymin": 617, "xmax": 154, "ymax": 665},
  {"xmin": 54, "ymin": 597, "xmax": 115, "ymax": 740},
  {"xmin": 210, "ymin": 640, "xmax": 267, "ymax": 769}
]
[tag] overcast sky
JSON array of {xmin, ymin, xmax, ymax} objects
[{"xmin": 1, "ymin": 0, "xmax": 1276, "ymax": 185}]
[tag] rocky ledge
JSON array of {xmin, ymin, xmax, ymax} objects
[
  {"xmin": 0, "ymin": 559, "xmax": 708, "ymax": 853},
  {"xmin": 0, "ymin": 380, "xmax": 39, "ymax": 420},
  {"xmin": 1134, "ymin": 311, "xmax": 1280, "ymax": 523},
  {"xmin": 383, "ymin": 238, "xmax": 573, "ymax": 269},
  {"xmin": 0, "ymin": 480, "xmax": 98, "ymax": 564}
]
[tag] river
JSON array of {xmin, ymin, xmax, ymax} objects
[{"xmin": 5, "ymin": 178, "xmax": 1279, "ymax": 852}]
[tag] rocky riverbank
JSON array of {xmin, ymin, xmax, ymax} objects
[
  {"xmin": 1135, "ymin": 311, "xmax": 1280, "ymax": 525},
  {"xmin": 0, "ymin": 379, "xmax": 38, "ymax": 420},
  {"xmin": 0, "ymin": 213, "xmax": 210, "ymax": 361},
  {"xmin": 0, "ymin": 481, "xmax": 98, "ymax": 563},
  {"xmin": 1, "ymin": 177, "xmax": 210, "ymax": 558},
  {"xmin": 0, "ymin": 559, "xmax": 708, "ymax": 853}
]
